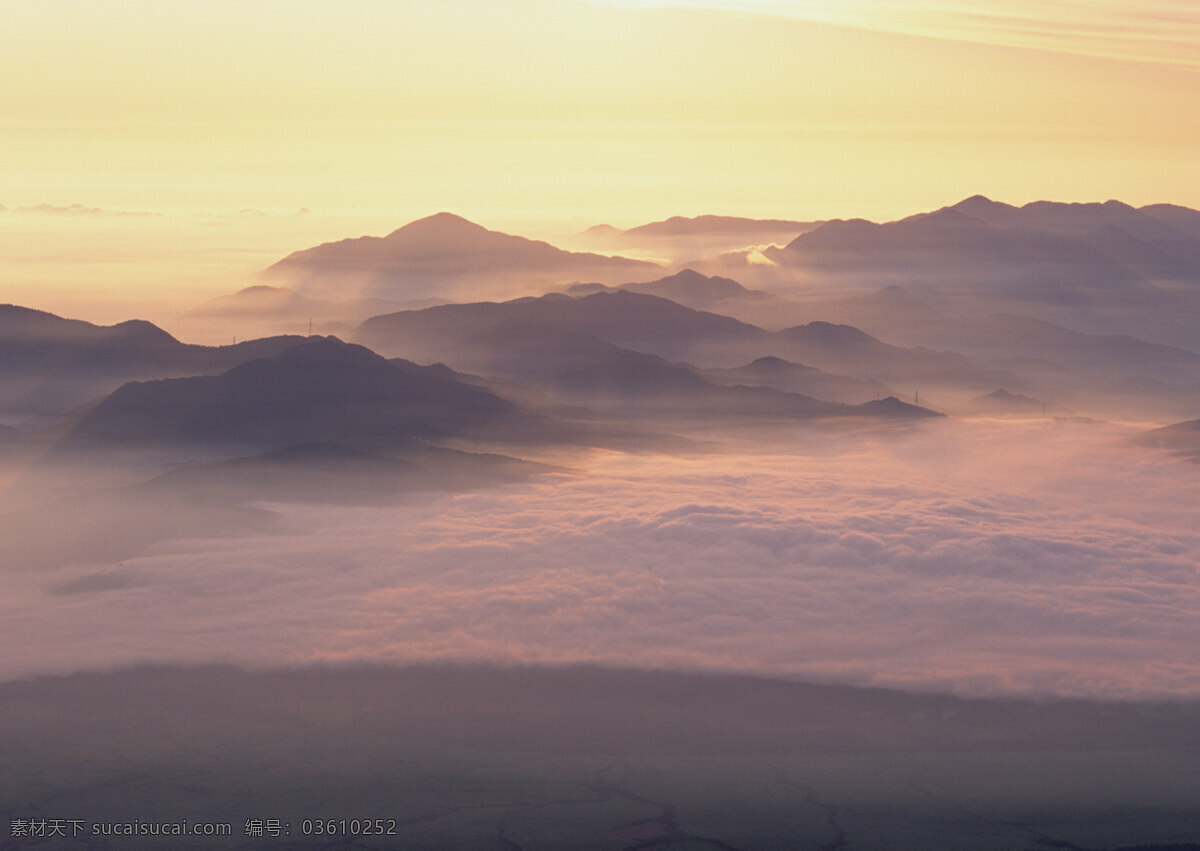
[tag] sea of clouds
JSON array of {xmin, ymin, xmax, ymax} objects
[{"xmin": 6, "ymin": 417, "xmax": 1199, "ymax": 699}]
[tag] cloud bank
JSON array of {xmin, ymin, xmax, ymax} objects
[{"xmin": 4, "ymin": 418, "xmax": 1199, "ymax": 699}]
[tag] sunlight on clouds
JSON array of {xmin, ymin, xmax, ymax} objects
[
  {"xmin": 3, "ymin": 0, "xmax": 1199, "ymax": 228},
  {"xmin": 602, "ymin": 0, "xmax": 1200, "ymax": 69}
]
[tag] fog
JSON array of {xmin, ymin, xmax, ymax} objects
[
  {"xmin": 5, "ymin": 199, "xmax": 1200, "ymax": 847},
  {"xmin": 6, "ymin": 417, "xmax": 1197, "ymax": 701},
  {"xmin": 0, "ymin": 208, "xmax": 497, "ymax": 336}
]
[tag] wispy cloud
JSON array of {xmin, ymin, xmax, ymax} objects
[
  {"xmin": 605, "ymin": 0, "xmax": 1200, "ymax": 70},
  {"xmin": 4, "ymin": 202, "xmax": 160, "ymax": 217}
]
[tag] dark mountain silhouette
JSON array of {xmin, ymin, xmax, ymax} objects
[
  {"xmin": 852, "ymin": 396, "xmax": 942, "ymax": 418},
  {"xmin": 1140, "ymin": 203, "xmax": 1200, "ymax": 240},
  {"xmin": 357, "ymin": 290, "xmax": 1005, "ymax": 400},
  {"xmin": 620, "ymin": 269, "xmax": 771, "ymax": 308},
  {"xmin": 1135, "ymin": 417, "xmax": 1200, "ymax": 460},
  {"xmin": 775, "ymin": 321, "xmax": 1002, "ymax": 387},
  {"xmin": 767, "ymin": 207, "xmax": 1133, "ymax": 303},
  {"xmin": 900, "ymin": 197, "xmax": 1200, "ymax": 268},
  {"xmin": 784, "ymin": 288, "xmax": 1200, "ymax": 419},
  {"xmin": 965, "ymin": 388, "xmax": 1046, "ymax": 416},
  {"xmin": 538, "ymin": 345, "xmax": 939, "ymax": 421},
  {"xmin": 703, "ymin": 356, "xmax": 894, "ymax": 405},
  {"xmin": 59, "ymin": 337, "xmax": 515, "ymax": 451},
  {"xmin": 765, "ymin": 197, "xmax": 1200, "ymax": 318},
  {"xmin": 949, "ymin": 197, "xmax": 1200, "ymax": 253},
  {"xmin": 541, "ymin": 348, "xmax": 823, "ymax": 416},
  {"xmin": 366, "ymin": 316, "xmax": 927, "ymax": 430},
  {"xmin": 0, "ymin": 304, "xmax": 313, "ymax": 416},
  {"xmin": 580, "ymin": 223, "xmax": 622, "ymax": 240},
  {"xmin": 567, "ymin": 269, "xmax": 773, "ymax": 311},
  {"xmin": 354, "ymin": 289, "xmax": 941, "ymax": 421},
  {"xmin": 265, "ymin": 212, "xmax": 661, "ymax": 301},
  {"xmin": 1, "ymin": 305, "xmax": 188, "ymax": 369},
  {"xmin": 799, "ymin": 299, "xmax": 1200, "ymax": 384},
  {"xmin": 357, "ymin": 289, "xmax": 770, "ymax": 366}
]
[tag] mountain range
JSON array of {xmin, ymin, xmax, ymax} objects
[
  {"xmin": 354, "ymin": 289, "xmax": 1010, "ymax": 415},
  {"xmin": 12, "ymin": 196, "xmax": 1200, "ymax": 658},
  {"xmin": 58, "ymin": 337, "xmax": 515, "ymax": 452},
  {"xmin": 10, "ymin": 194, "xmax": 1200, "ymax": 473},
  {"xmin": 0, "ymin": 304, "xmax": 312, "ymax": 419},
  {"xmin": 575, "ymin": 214, "xmax": 823, "ymax": 259},
  {"xmin": 566, "ymin": 268, "xmax": 773, "ymax": 312},
  {"xmin": 769, "ymin": 196, "xmax": 1200, "ymax": 286},
  {"xmin": 703, "ymin": 356, "xmax": 893, "ymax": 406},
  {"xmin": 356, "ymin": 289, "xmax": 770, "ymax": 368},
  {"xmin": 760, "ymin": 196, "xmax": 1200, "ymax": 348},
  {"xmin": 265, "ymin": 212, "xmax": 661, "ymax": 302}
]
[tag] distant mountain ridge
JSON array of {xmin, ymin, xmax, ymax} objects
[
  {"xmin": 965, "ymin": 388, "xmax": 1047, "ymax": 416},
  {"xmin": 622, "ymin": 214, "xmax": 821, "ymax": 239},
  {"xmin": 567, "ymin": 269, "xmax": 773, "ymax": 311},
  {"xmin": 265, "ymin": 212, "xmax": 661, "ymax": 302},
  {"xmin": 580, "ymin": 214, "xmax": 821, "ymax": 246},
  {"xmin": 0, "ymin": 304, "xmax": 313, "ymax": 416},
  {"xmin": 1136, "ymin": 416, "xmax": 1200, "ymax": 460},
  {"xmin": 576, "ymin": 214, "xmax": 823, "ymax": 261},
  {"xmin": 703, "ymin": 356, "xmax": 893, "ymax": 405},
  {"xmin": 767, "ymin": 195, "xmax": 1200, "ymax": 301},
  {"xmin": 357, "ymin": 289, "xmax": 770, "ymax": 367},
  {"xmin": 59, "ymin": 337, "xmax": 516, "ymax": 452},
  {"xmin": 356, "ymin": 289, "xmax": 1005, "ymax": 401}
]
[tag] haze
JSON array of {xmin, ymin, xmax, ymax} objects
[
  {"xmin": 5, "ymin": 0, "xmax": 1199, "ymax": 232},
  {"xmin": 4, "ymin": 2, "xmax": 1200, "ymax": 848}
]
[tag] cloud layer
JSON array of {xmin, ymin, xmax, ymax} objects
[{"xmin": 5, "ymin": 418, "xmax": 1200, "ymax": 699}]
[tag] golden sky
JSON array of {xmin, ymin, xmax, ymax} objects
[{"xmin": 3, "ymin": 0, "xmax": 1198, "ymax": 229}]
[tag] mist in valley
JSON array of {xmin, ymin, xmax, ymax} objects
[{"xmin": 4, "ymin": 197, "xmax": 1200, "ymax": 849}]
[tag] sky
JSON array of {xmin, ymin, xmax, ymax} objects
[
  {"xmin": 3, "ymin": 0, "xmax": 1198, "ymax": 231},
  {"xmin": 1, "ymin": 0, "xmax": 1198, "ymax": 325}
]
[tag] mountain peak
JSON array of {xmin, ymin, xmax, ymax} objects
[
  {"xmin": 856, "ymin": 396, "xmax": 942, "ymax": 418},
  {"xmin": 746, "ymin": 356, "xmax": 797, "ymax": 371},
  {"xmin": 909, "ymin": 207, "xmax": 980, "ymax": 226},
  {"xmin": 234, "ymin": 285, "xmax": 292, "ymax": 296},
  {"xmin": 67, "ymin": 335, "xmax": 513, "ymax": 450},
  {"xmin": 785, "ymin": 321, "xmax": 876, "ymax": 346},
  {"xmin": 661, "ymin": 268, "xmax": 709, "ymax": 284},
  {"xmin": 110, "ymin": 318, "xmax": 180, "ymax": 344},
  {"xmin": 385, "ymin": 212, "xmax": 489, "ymax": 240},
  {"xmin": 950, "ymin": 195, "xmax": 1017, "ymax": 215},
  {"xmin": 615, "ymin": 268, "xmax": 756, "ymax": 308}
]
